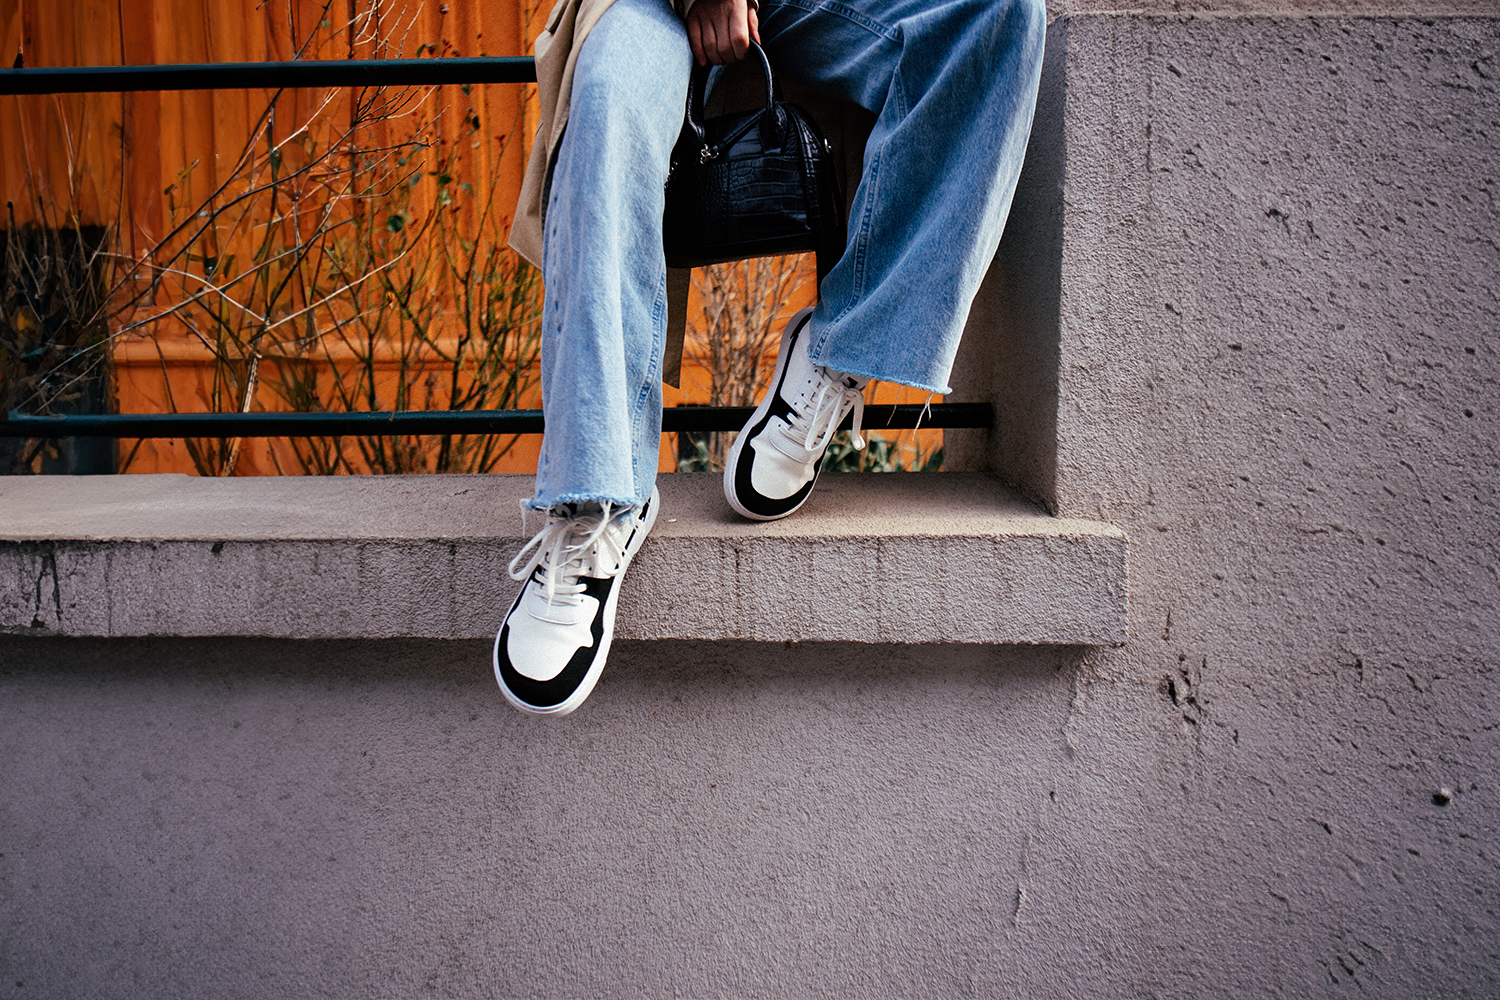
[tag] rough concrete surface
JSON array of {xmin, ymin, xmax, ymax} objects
[
  {"xmin": 1, "ymin": 10, "xmax": 1497, "ymax": 999},
  {"xmin": 1, "ymin": 638, "xmax": 1084, "ymax": 998},
  {"xmin": 0, "ymin": 472, "xmax": 1128, "ymax": 644},
  {"xmin": 1049, "ymin": 0, "xmax": 1494, "ymax": 18},
  {"xmin": 1026, "ymin": 11, "xmax": 1500, "ymax": 998}
]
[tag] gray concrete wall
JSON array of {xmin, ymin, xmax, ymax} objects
[
  {"xmin": 1, "ymin": 639, "xmax": 1087, "ymax": 998},
  {"xmin": 0, "ymin": 473, "xmax": 1127, "ymax": 645},
  {"xmin": 1050, "ymin": 1, "xmax": 1493, "ymax": 17},
  {"xmin": 1053, "ymin": 11, "xmax": 1498, "ymax": 521},
  {"xmin": 990, "ymin": 11, "xmax": 1499, "ymax": 996},
  {"xmin": 2, "ymin": 11, "xmax": 1497, "ymax": 998}
]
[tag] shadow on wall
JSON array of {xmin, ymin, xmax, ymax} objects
[
  {"xmin": 0, "ymin": 634, "xmax": 1086, "ymax": 690},
  {"xmin": 947, "ymin": 18, "xmax": 1066, "ymax": 513}
]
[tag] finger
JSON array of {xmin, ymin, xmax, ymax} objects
[
  {"xmin": 749, "ymin": 7, "xmax": 760, "ymax": 45},
  {"xmin": 703, "ymin": 18, "xmax": 724, "ymax": 65},
  {"xmin": 687, "ymin": 16, "xmax": 706, "ymax": 65},
  {"xmin": 729, "ymin": 5, "xmax": 750, "ymax": 61}
]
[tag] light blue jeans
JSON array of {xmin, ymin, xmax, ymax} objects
[{"xmin": 532, "ymin": 0, "xmax": 1046, "ymax": 510}]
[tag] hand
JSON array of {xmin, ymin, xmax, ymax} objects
[{"xmin": 685, "ymin": 0, "xmax": 760, "ymax": 67}]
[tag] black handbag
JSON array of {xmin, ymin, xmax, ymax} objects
[{"xmin": 663, "ymin": 42, "xmax": 845, "ymax": 282}]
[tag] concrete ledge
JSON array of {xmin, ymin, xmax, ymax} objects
[{"xmin": 0, "ymin": 473, "xmax": 1127, "ymax": 644}]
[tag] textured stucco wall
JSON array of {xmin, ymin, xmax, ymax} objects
[
  {"xmin": 2, "ymin": 11, "xmax": 1497, "ymax": 999},
  {"xmin": 0, "ymin": 473, "xmax": 1127, "ymax": 645},
  {"xmin": 1029, "ymin": 11, "xmax": 1499, "ymax": 996},
  {"xmin": 1048, "ymin": 0, "xmax": 1494, "ymax": 17},
  {"xmin": 1, "ymin": 639, "xmax": 1086, "ymax": 998}
]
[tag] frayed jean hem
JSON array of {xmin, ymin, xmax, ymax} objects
[{"xmin": 523, "ymin": 491, "xmax": 648, "ymax": 514}]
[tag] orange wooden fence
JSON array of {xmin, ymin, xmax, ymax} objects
[
  {"xmin": 2, "ymin": 0, "xmax": 536, "ymax": 242},
  {"xmin": 3, "ymin": 0, "xmax": 940, "ymax": 476},
  {"xmin": 4, "ymin": 0, "xmax": 549, "ymax": 474}
]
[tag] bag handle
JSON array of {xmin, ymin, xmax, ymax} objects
[{"xmin": 682, "ymin": 41, "xmax": 780, "ymax": 154}]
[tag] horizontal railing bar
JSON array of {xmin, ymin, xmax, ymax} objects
[
  {"xmin": 0, "ymin": 57, "xmax": 537, "ymax": 95},
  {"xmin": 1, "ymin": 404, "xmax": 991, "ymax": 439}
]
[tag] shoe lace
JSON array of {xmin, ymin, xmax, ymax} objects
[
  {"xmin": 788, "ymin": 368, "xmax": 866, "ymax": 452},
  {"xmin": 507, "ymin": 501, "xmax": 627, "ymax": 608}
]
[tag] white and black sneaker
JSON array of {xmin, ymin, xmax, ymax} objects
[
  {"xmin": 493, "ymin": 487, "xmax": 660, "ymax": 716},
  {"xmin": 724, "ymin": 308, "xmax": 868, "ymax": 521}
]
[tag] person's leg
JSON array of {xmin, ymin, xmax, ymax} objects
[
  {"xmin": 759, "ymin": 0, "xmax": 1047, "ymax": 393},
  {"xmin": 724, "ymin": 0, "xmax": 1045, "ymax": 519},
  {"xmin": 531, "ymin": 0, "xmax": 693, "ymax": 511},
  {"xmin": 496, "ymin": 0, "xmax": 690, "ymax": 715}
]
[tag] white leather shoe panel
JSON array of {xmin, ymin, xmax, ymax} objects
[
  {"xmin": 506, "ymin": 592, "xmax": 598, "ymax": 681},
  {"xmin": 748, "ymin": 435, "xmax": 816, "ymax": 500}
]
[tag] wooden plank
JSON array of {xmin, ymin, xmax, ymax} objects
[
  {"xmin": 8, "ymin": 1, "xmax": 551, "ymax": 476},
  {"xmin": 118, "ymin": 1, "xmax": 161, "ymax": 251},
  {"xmin": 0, "ymin": 0, "xmax": 26, "ymax": 218},
  {"xmin": 72, "ymin": 0, "xmax": 124, "ymax": 226}
]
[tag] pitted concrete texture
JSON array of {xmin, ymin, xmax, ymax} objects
[
  {"xmin": 1049, "ymin": 0, "xmax": 1491, "ymax": 17},
  {"xmin": 0, "ymin": 472, "xmax": 1128, "ymax": 644},
  {"xmin": 0, "ymin": 637, "xmax": 1085, "ymax": 999},
  {"xmin": 1006, "ymin": 11, "xmax": 1499, "ymax": 998}
]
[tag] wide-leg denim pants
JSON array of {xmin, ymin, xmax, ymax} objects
[{"xmin": 532, "ymin": 0, "xmax": 1045, "ymax": 510}]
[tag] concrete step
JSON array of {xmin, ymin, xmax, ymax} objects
[{"xmin": 0, "ymin": 472, "xmax": 1127, "ymax": 644}]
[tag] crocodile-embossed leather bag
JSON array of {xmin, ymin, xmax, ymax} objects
[{"xmin": 663, "ymin": 42, "xmax": 845, "ymax": 282}]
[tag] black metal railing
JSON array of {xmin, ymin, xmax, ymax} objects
[
  {"xmin": 0, "ymin": 58, "xmax": 992, "ymax": 441},
  {"xmin": 0, "ymin": 57, "xmax": 537, "ymax": 94},
  {"xmin": 0, "ymin": 404, "xmax": 990, "ymax": 439}
]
